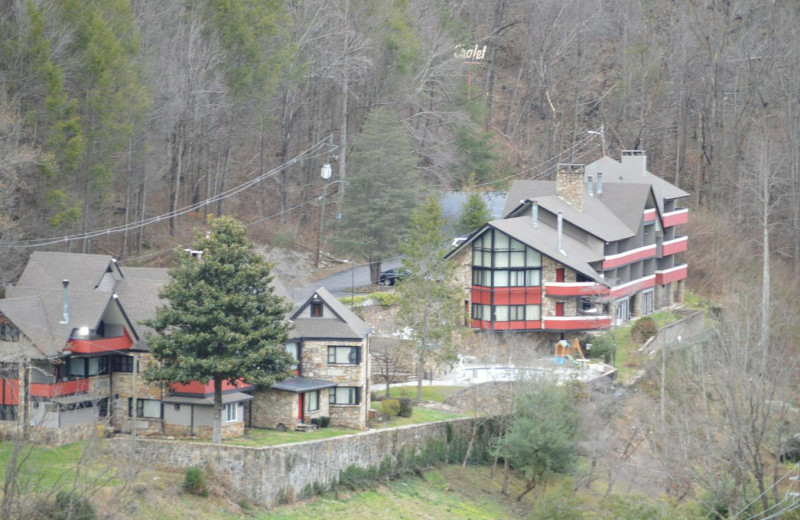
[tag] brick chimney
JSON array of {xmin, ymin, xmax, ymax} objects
[{"xmin": 556, "ymin": 164, "xmax": 585, "ymax": 210}]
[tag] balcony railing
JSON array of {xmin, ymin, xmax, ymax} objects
[
  {"xmin": 545, "ymin": 282, "xmax": 609, "ymax": 298},
  {"xmin": 543, "ymin": 315, "xmax": 612, "ymax": 331},
  {"xmin": 30, "ymin": 378, "xmax": 89, "ymax": 398},
  {"xmin": 662, "ymin": 208, "xmax": 688, "ymax": 227}
]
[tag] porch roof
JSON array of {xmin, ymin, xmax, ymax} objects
[
  {"xmin": 271, "ymin": 376, "xmax": 337, "ymax": 393},
  {"xmin": 161, "ymin": 391, "xmax": 254, "ymax": 406}
]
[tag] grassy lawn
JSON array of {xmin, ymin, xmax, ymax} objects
[
  {"xmin": 257, "ymin": 465, "xmax": 528, "ymax": 520},
  {"xmin": 378, "ymin": 385, "xmax": 462, "ymax": 403}
]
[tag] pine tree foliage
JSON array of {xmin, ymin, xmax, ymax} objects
[
  {"xmin": 456, "ymin": 192, "xmax": 492, "ymax": 235},
  {"xmin": 333, "ymin": 107, "xmax": 420, "ymax": 281},
  {"xmin": 144, "ymin": 215, "xmax": 295, "ymax": 443},
  {"xmin": 396, "ymin": 195, "xmax": 463, "ymax": 402},
  {"xmin": 495, "ymin": 379, "xmax": 581, "ymax": 500}
]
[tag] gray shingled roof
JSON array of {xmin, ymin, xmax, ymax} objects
[
  {"xmin": 17, "ymin": 252, "xmax": 120, "ymax": 292},
  {"xmin": 161, "ymin": 391, "xmax": 254, "ymax": 406},
  {"xmin": 503, "ymin": 180, "xmax": 556, "ymax": 217},
  {"xmin": 0, "ymin": 287, "xmax": 118, "ymax": 358},
  {"xmin": 585, "ymin": 155, "xmax": 689, "ymax": 214},
  {"xmin": 271, "ymin": 376, "xmax": 337, "ymax": 393},
  {"xmin": 113, "ymin": 267, "xmax": 169, "ymax": 350},
  {"xmin": 489, "ymin": 218, "xmax": 608, "ymax": 285},
  {"xmin": 289, "ymin": 287, "xmax": 370, "ymax": 340}
]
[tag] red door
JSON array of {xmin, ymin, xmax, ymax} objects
[
  {"xmin": 556, "ymin": 302, "xmax": 565, "ymax": 316},
  {"xmin": 298, "ymin": 394, "xmax": 304, "ymax": 422},
  {"xmin": 556, "ymin": 269, "xmax": 565, "ymax": 283}
]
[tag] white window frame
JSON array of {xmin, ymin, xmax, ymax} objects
[{"xmin": 224, "ymin": 402, "xmax": 238, "ymax": 423}]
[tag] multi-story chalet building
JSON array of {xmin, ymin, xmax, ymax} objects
[
  {"xmin": 0, "ymin": 252, "xmax": 371, "ymax": 441},
  {"xmin": 446, "ymin": 151, "xmax": 689, "ymax": 339}
]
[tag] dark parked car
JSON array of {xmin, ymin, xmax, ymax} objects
[{"xmin": 379, "ymin": 268, "xmax": 410, "ymax": 286}]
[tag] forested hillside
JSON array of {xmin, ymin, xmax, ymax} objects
[{"xmin": 1, "ymin": 0, "xmax": 799, "ymax": 284}]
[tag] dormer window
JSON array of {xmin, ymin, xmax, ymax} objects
[{"xmin": 310, "ymin": 301, "xmax": 323, "ymax": 317}]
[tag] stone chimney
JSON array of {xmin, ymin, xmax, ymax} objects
[
  {"xmin": 556, "ymin": 164, "xmax": 585, "ymax": 210},
  {"xmin": 621, "ymin": 150, "xmax": 647, "ymax": 176}
]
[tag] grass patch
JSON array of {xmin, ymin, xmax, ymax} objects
[
  {"xmin": 224, "ymin": 427, "xmax": 360, "ymax": 447},
  {"xmin": 259, "ymin": 466, "xmax": 525, "ymax": 520},
  {"xmin": 382, "ymin": 386, "xmax": 461, "ymax": 403},
  {"xmin": 339, "ymin": 291, "xmax": 398, "ymax": 307},
  {"xmin": 370, "ymin": 403, "xmax": 464, "ymax": 427}
]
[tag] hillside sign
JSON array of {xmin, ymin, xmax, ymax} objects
[{"xmin": 454, "ymin": 44, "xmax": 487, "ymax": 62}]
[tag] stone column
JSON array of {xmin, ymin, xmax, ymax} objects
[
  {"xmin": 631, "ymin": 292, "xmax": 642, "ymax": 317},
  {"xmin": 676, "ymin": 279, "xmax": 685, "ymax": 303},
  {"xmin": 666, "ymin": 282, "xmax": 674, "ymax": 306}
]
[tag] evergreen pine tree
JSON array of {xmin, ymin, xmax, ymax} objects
[
  {"xmin": 456, "ymin": 192, "xmax": 492, "ymax": 235},
  {"xmin": 144, "ymin": 216, "xmax": 295, "ymax": 443},
  {"xmin": 396, "ymin": 196, "xmax": 463, "ymax": 402}
]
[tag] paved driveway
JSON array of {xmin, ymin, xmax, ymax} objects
[{"xmin": 290, "ymin": 257, "xmax": 402, "ymax": 303}]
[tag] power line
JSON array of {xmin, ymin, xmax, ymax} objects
[{"xmin": 0, "ymin": 138, "xmax": 336, "ymax": 249}]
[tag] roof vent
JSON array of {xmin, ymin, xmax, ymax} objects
[{"xmin": 60, "ymin": 279, "xmax": 70, "ymax": 325}]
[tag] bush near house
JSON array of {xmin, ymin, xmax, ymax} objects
[
  {"xmin": 397, "ymin": 398, "xmax": 414, "ymax": 417},
  {"xmin": 382, "ymin": 399, "xmax": 401, "ymax": 417},
  {"xmin": 183, "ymin": 467, "xmax": 208, "ymax": 497},
  {"xmin": 631, "ymin": 316, "xmax": 657, "ymax": 344}
]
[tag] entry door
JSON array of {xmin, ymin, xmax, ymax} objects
[
  {"xmin": 298, "ymin": 394, "xmax": 304, "ymax": 422},
  {"xmin": 555, "ymin": 302, "xmax": 565, "ymax": 317},
  {"xmin": 556, "ymin": 268, "xmax": 565, "ymax": 282}
]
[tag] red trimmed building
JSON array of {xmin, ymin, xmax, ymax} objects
[
  {"xmin": 447, "ymin": 151, "xmax": 688, "ymax": 340},
  {"xmin": 0, "ymin": 252, "xmax": 371, "ymax": 441}
]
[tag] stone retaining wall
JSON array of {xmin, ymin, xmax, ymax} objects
[
  {"xmin": 114, "ymin": 418, "xmax": 481, "ymax": 507},
  {"xmin": 642, "ymin": 310, "xmax": 705, "ymax": 355}
]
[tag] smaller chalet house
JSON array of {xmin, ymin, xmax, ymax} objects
[
  {"xmin": 252, "ymin": 288, "xmax": 371, "ymax": 431},
  {"xmin": 0, "ymin": 252, "xmax": 371, "ymax": 441},
  {"xmin": 446, "ymin": 150, "xmax": 689, "ymax": 341}
]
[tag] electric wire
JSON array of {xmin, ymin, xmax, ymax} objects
[{"xmin": 0, "ymin": 138, "xmax": 336, "ymax": 249}]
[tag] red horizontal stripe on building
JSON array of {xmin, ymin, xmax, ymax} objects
[
  {"xmin": 655, "ymin": 265, "xmax": 688, "ymax": 285},
  {"xmin": 545, "ymin": 282, "xmax": 609, "ymax": 297},
  {"xmin": 31, "ymin": 378, "xmax": 89, "ymax": 397},
  {"xmin": 68, "ymin": 328, "xmax": 134, "ymax": 354},
  {"xmin": 661, "ymin": 236, "xmax": 688, "ymax": 256},
  {"xmin": 662, "ymin": 208, "xmax": 688, "ymax": 228},
  {"xmin": 602, "ymin": 244, "xmax": 656, "ymax": 269}
]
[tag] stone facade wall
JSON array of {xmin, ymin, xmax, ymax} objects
[
  {"xmin": 541, "ymin": 256, "xmax": 577, "ymax": 317},
  {"xmin": 114, "ymin": 417, "xmax": 482, "ymax": 508},
  {"xmin": 252, "ymin": 389, "xmax": 297, "ymax": 429},
  {"xmin": 301, "ymin": 339, "xmax": 367, "ymax": 430}
]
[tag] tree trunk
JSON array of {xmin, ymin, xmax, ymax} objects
[{"xmin": 212, "ymin": 378, "xmax": 223, "ymax": 444}]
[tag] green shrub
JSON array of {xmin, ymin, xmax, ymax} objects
[
  {"xmin": 320, "ymin": 416, "xmax": 330, "ymax": 428},
  {"xmin": 397, "ymin": 398, "xmax": 414, "ymax": 417},
  {"xmin": 183, "ymin": 467, "xmax": 208, "ymax": 497},
  {"xmin": 382, "ymin": 399, "xmax": 400, "ymax": 417},
  {"xmin": 53, "ymin": 491, "xmax": 95, "ymax": 520},
  {"xmin": 584, "ymin": 333, "xmax": 615, "ymax": 362},
  {"xmin": 631, "ymin": 316, "xmax": 657, "ymax": 344}
]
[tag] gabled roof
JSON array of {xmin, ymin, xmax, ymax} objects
[
  {"xmin": 585, "ymin": 155, "xmax": 689, "ymax": 214},
  {"xmin": 490, "ymin": 218, "xmax": 608, "ymax": 285},
  {"xmin": 0, "ymin": 288, "xmax": 121, "ymax": 358},
  {"xmin": 113, "ymin": 267, "xmax": 169, "ymax": 350},
  {"xmin": 289, "ymin": 287, "xmax": 370, "ymax": 340},
  {"xmin": 503, "ymin": 180, "xmax": 555, "ymax": 217},
  {"xmin": 16, "ymin": 252, "xmax": 121, "ymax": 292}
]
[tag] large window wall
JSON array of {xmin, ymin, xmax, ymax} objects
[{"xmin": 471, "ymin": 229, "xmax": 543, "ymax": 329}]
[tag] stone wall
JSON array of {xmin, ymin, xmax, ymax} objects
[
  {"xmin": 114, "ymin": 417, "xmax": 482, "ymax": 507},
  {"xmin": 642, "ymin": 310, "xmax": 705, "ymax": 355},
  {"xmin": 0, "ymin": 421, "xmax": 101, "ymax": 446}
]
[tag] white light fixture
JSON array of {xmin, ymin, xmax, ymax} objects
[
  {"xmin": 321, "ymin": 163, "xmax": 332, "ymax": 180},
  {"xmin": 78, "ymin": 326, "xmax": 90, "ymax": 337}
]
